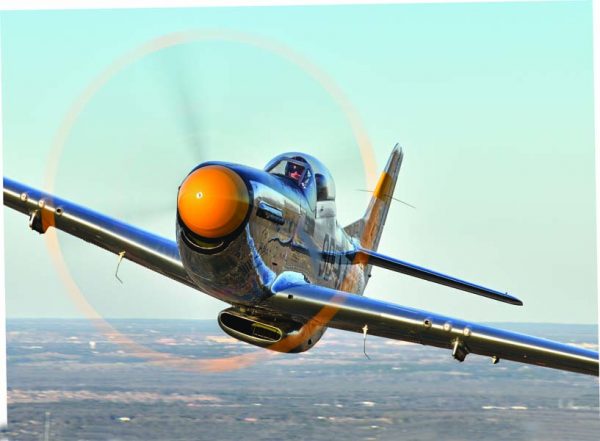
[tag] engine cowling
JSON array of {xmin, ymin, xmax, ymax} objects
[{"xmin": 217, "ymin": 307, "xmax": 325, "ymax": 353}]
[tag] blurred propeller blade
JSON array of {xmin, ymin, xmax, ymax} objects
[{"xmin": 163, "ymin": 47, "xmax": 205, "ymax": 162}]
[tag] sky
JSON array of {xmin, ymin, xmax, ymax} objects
[{"xmin": 1, "ymin": 1, "xmax": 597, "ymax": 324}]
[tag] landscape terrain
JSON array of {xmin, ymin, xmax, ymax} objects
[{"xmin": 3, "ymin": 319, "xmax": 599, "ymax": 440}]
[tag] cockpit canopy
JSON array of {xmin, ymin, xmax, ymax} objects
[
  {"xmin": 266, "ymin": 156, "xmax": 313, "ymax": 190},
  {"xmin": 265, "ymin": 152, "xmax": 336, "ymax": 201}
]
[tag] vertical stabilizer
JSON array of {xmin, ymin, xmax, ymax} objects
[{"xmin": 344, "ymin": 143, "xmax": 403, "ymax": 252}]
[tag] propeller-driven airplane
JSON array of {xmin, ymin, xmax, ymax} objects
[{"xmin": 3, "ymin": 145, "xmax": 599, "ymax": 375}]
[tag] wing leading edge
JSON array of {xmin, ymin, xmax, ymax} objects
[
  {"xmin": 265, "ymin": 277, "xmax": 599, "ymax": 376},
  {"xmin": 3, "ymin": 178, "xmax": 195, "ymax": 289}
]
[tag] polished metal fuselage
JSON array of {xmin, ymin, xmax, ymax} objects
[
  {"xmin": 176, "ymin": 162, "xmax": 365, "ymax": 308},
  {"xmin": 4, "ymin": 152, "xmax": 598, "ymax": 374}
]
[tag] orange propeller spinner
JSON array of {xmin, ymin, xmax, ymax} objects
[{"xmin": 177, "ymin": 165, "xmax": 250, "ymax": 239}]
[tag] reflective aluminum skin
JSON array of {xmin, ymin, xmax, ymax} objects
[{"xmin": 3, "ymin": 145, "xmax": 598, "ymax": 375}]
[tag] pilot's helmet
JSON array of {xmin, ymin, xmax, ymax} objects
[{"xmin": 284, "ymin": 157, "xmax": 306, "ymax": 179}]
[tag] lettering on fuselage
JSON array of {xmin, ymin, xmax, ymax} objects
[{"xmin": 318, "ymin": 233, "xmax": 350, "ymax": 289}]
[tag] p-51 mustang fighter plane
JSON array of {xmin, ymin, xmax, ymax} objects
[{"xmin": 3, "ymin": 145, "xmax": 599, "ymax": 375}]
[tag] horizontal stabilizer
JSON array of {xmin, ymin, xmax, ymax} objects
[{"xmin": 355, "ymin": 248, "xmax": 522, "ymax": 306}]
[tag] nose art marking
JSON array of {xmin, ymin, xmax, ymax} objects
[{"xmin": 196, "ymin": 192, "xmax": 203, "ymax": 199}]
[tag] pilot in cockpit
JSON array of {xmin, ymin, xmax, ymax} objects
[{"xmin": 285, "ymin": 161, "xmax": 305, "ymax": 183}]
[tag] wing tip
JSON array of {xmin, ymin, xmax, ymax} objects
[{"xmin": 502, "ymin": 293, "xmax": 523, "ymax": 306}]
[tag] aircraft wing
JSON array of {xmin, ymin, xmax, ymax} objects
[
  {"xmin": 265, "ymin": 278, "xmax": 599, "ymax": 376},
  {"xmin": 3, "ymin": 177, "xmax": 195, "ymax": 289}
]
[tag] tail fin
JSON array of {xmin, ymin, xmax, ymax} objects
[{"xmin": 344, "ymin": 143, "xmax": 404, "ymax": 252}]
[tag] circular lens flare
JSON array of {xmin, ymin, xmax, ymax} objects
[{"xmin": 44, "ymin": 30, "xmax": 376, "ymax": 373}]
